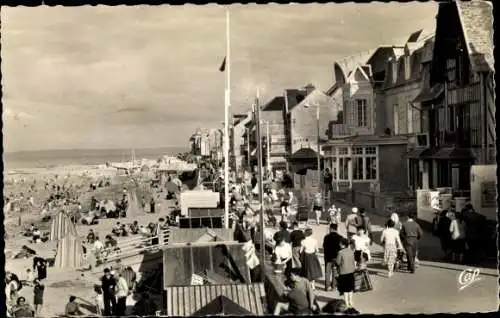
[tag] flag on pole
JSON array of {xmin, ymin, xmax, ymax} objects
[{"xmin": 219, "ymin": 56, "xmax": 227, "ymax": 72}]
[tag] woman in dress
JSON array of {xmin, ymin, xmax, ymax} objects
[
  {"xmin": 336, "ymin": 238, "xmax": 356, "ymax": 309},
  {"xmin": 380, "ymin": 219, "xmax": 403, "ymax": 277},
  {"xmin": 300, "ymin": 228, "xmax": 323, "ymax": 290},
  {"xmin": 32, "ymin": 279, "xmax": 44, "ymax": 315},
  {"xmin": 273, "ymin": 234, "xmax": 293, "ymax": 279}
]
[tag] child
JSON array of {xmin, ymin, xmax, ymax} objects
[
  {"xmin": 352, "ymin": 227, "xmax": 371, "ymax": 269},
  {"xmin": 329, "ymin": 205, "xmax": 342, "ymax": 225}
]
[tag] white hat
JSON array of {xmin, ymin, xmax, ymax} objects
[{"xmin": 352, "ymin": 207, "xmax": 358, "ymax": 213}]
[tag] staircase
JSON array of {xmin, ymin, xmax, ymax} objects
[{"xmin": 81, "ymin": 229, "xmax": 170, "ymax": 283}]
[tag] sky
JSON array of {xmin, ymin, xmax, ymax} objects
[{"xmin": 2, "ymin": 3, "xmax": 438, "ymax": 152}]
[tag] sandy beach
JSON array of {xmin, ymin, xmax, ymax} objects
[{"xmin": 4, "ymin": 160, "xmax": 180, "ymax": 316}]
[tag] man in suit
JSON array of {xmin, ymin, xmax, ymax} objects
[
  {"xmin": 400, "ymin": 212, "xmax": 423, "ymax": 273},
  {"xmin": 323, "ymin": 223, "xmax": 343, "ymax": 291}
]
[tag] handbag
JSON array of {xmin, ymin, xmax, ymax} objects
[{"xmin": 354, "ymin": 270, "xmax": 373, "ymax": 293}]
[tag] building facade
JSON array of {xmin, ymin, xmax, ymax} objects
[
  {"xmin": 410, "ymin": 0, "xmax": 494, "ymax": 193},
  {"xmin": 260, "ymin": 96, "xmax": 287, "ymax": 170},
  {"xmin": 323, "ymin": 47, "xmax": 412, "ymax": 192},
  {"xmin": 230, "ymin": 113, "xmax": 251, "ymax": 171}
]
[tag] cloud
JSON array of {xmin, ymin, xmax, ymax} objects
[{"xmin": 1, "ymin": 3, "xmax": 438, "ymax": 152}]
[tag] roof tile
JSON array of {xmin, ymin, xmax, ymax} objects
[{"xmin": 456, "ymin": 0, "xmax": 494, "ymax": 72}]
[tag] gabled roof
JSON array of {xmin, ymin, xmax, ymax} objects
[
  {"xmin": 334, "ymin": 50, "xmax": 376, "ymax": 83},
  {"xmin": 262, "ymin": 96, "xmax": 286, "ymax": 112},
  {"xmin": 456, "ymin": 0, "xmax": 494, "ymax": 72},
  {"xmin": 289, "ymin": 88, "xmax": 339, "ymax": 114},
  {"xmin": 325, "ymin": 82, "xmax": 341, "ymax": 96},
  {"xmin": 192, "ymin": 295, "xmax": 253, "ymax": 316},
  {"xmin": 347, "ymin": 65, "xmax": 371, "ymax": 82}
]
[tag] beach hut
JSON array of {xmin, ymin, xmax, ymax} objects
[
  {"xmin": 126, "ymin": 190, "xmax": 142, "ymax": 217},
  {"xmin": 49, "ymin": 211, "xmax": 78, "ymax": 241},
  {"xmin": 54, "ymin": 233, "xmax": 84, "ymax": 269},
  {"xmin": 179, "ymin": 208, "xmax": 224, "ymax": 229},
  {"xmin": 165, "ymin": 284, "xmax": 265, "ymax": 316}
]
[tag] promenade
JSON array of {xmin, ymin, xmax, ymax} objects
[{"xmin": 304, "ymin": 201, "xmax": 498, "ymax": 314}]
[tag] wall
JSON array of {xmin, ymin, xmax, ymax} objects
[
  {"xmin": 383, "ymin": 81, "xmax": 422, "ymax": 135},
  {"xmin": 378, "ymin": 143, "xmax": 409, "ymax": 192},
  {"xmin": 343, "ymin": 81, "xmax": 374, "ymax": 136}
]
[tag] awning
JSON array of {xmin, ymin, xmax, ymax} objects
[
  {"xmin": 290, "ymin": 148, "xmax": 321, "ymax": 160},
  {"xmin": 406, "ymin": 149, "xmax": 427, "ymax": 159},
  {"xmin": 406, "ymin": 148, "xmax": 437, "ymax": 159},
  {"xmin": 430, "ymin": 148, "xmax": 475, "ymax": 160},
  {"xmin": 412, "ymin": 84, "xmax": 444, "ymax": 104}
]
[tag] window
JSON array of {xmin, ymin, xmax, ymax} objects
[
  {"xmin": 339, "ymin": 158, "xmax": 349, "ymax": 180},
  {"xmin": 393, "ymin": 104, "xmax": 399, "ymax": 134},
  {"xmin": 352, "ymin": 147, "xmax": 363, "ymax": 155},
  {"xmin": 365, "ymin": 156, "xmax": 377, "ymax": 180},
  {"xmin": 365, "ymin": 147, "xmax": 376, "ymax": 154},
  {"xmin": 407, "ymin": 104, "xmax": 413, "ymax": 134},
  {"xmin": 338, "ymin": 148, "xmax": 348, "ymax": 155},
  {"xmin": 398, "ymin": 103, "xmax": 407, "ymax": 134},
  {"xmin": 353, "ymin": 157, "xmax": 364, "ymax": 180},
  {"xmin": 356, "ymin": 99, "xmax": 368, "ymax": 127}
]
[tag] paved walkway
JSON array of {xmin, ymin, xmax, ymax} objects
[{"xmin": 300, "ymin": 201, "xmax": 498, "ymax": 314}]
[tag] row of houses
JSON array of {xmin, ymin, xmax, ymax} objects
[
  {"xmin": 189, "ymin": 128, "xmax": 223, "ymax": 161},
  {"xmin": 229, "ymin": 0, "xmax": 494, "ymax": 195}
]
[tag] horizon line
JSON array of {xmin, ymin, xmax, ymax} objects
[{"xmin": 4, "ymin": 145, "xmax": 189, "ymax": 155}]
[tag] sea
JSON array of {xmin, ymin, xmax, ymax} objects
[{"xmin": 3, "ymin": 147, "xmax": 188, "ymax": 170}]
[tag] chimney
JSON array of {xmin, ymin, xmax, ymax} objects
[{"xmin": 304, "ymin": 83, "xmax": 315, "ymax": 96}]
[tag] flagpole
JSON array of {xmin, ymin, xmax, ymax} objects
[
  {"xmin": 255, "ymin": 89, "xmax": 266, "ymax": 283},
  {"xmin": 266, "ymin": 121, "xmax": 270, "ymax": 179},
  {"xmin": 223, "ymin": 9, "xmax": 230, "ymax": 229}
]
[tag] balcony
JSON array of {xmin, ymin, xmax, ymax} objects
[
  {"xmin": 329, "ymin": 124, "xmax": 352, "ymax": 138},
  {"xmin": 433, "ymin": 130, "xmax": 472, "ymax": 149}
]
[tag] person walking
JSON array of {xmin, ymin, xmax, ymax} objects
[
  {"xmin": 100, "ymin": 268, "xmax": 117, "ymax": 316},
  {"xmin": 323, "ymin": 168, "xmax": 334, "ymax": 205},
  {"xmin": 33, "ymin": 279, "xmax": 44, "ymax": 316},
  {"xmin": 115, "ymin": 272, "xmax": 129, "ymax": 316},
  {"xmin": 352, "ymin": 227, "xmax": 371, "ymax": 269},
  {"xmin": 336, "ymin": 238, "xmax": 356, "ymax": 309},
  {"xmin": 380, "ymin": 219, "xmax": 404, "ymax": 277},
  {"xmin": 300, "ymin": 228, "xmax": 323, "ymax": 290},
  {"xmin": 323, "ymin": 223, "xmax": 343, "ymax": 291},
  {"xmin": 345, "ymin": 208, "xmax": 360, "ymax": 239},
  {"xmin": 400, "ymin": 212, "xmax": 423, "ymax": 273},
  {"xmin": 289, "ymin": 222, "xmax": 305, "ymax": 270},
  {"xmin": 449, "ymin": 212, "xmax": 467, "ymax": 264},
  {"xmin": 311, "ymin": 192, "xmax": 323, "ymax": 225}
]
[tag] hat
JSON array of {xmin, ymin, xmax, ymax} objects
[{"xmin": 352, "ymin": 207, "xmax": 358, "ymax": 213}]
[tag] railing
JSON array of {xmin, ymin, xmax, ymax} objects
[
  {"xmin": 94, "ymin": 228, "xmax": 171, "ymax": 264},
  {"xmin": 329, "ymin": 124, "xmax": 351, "ymax": 137}
]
